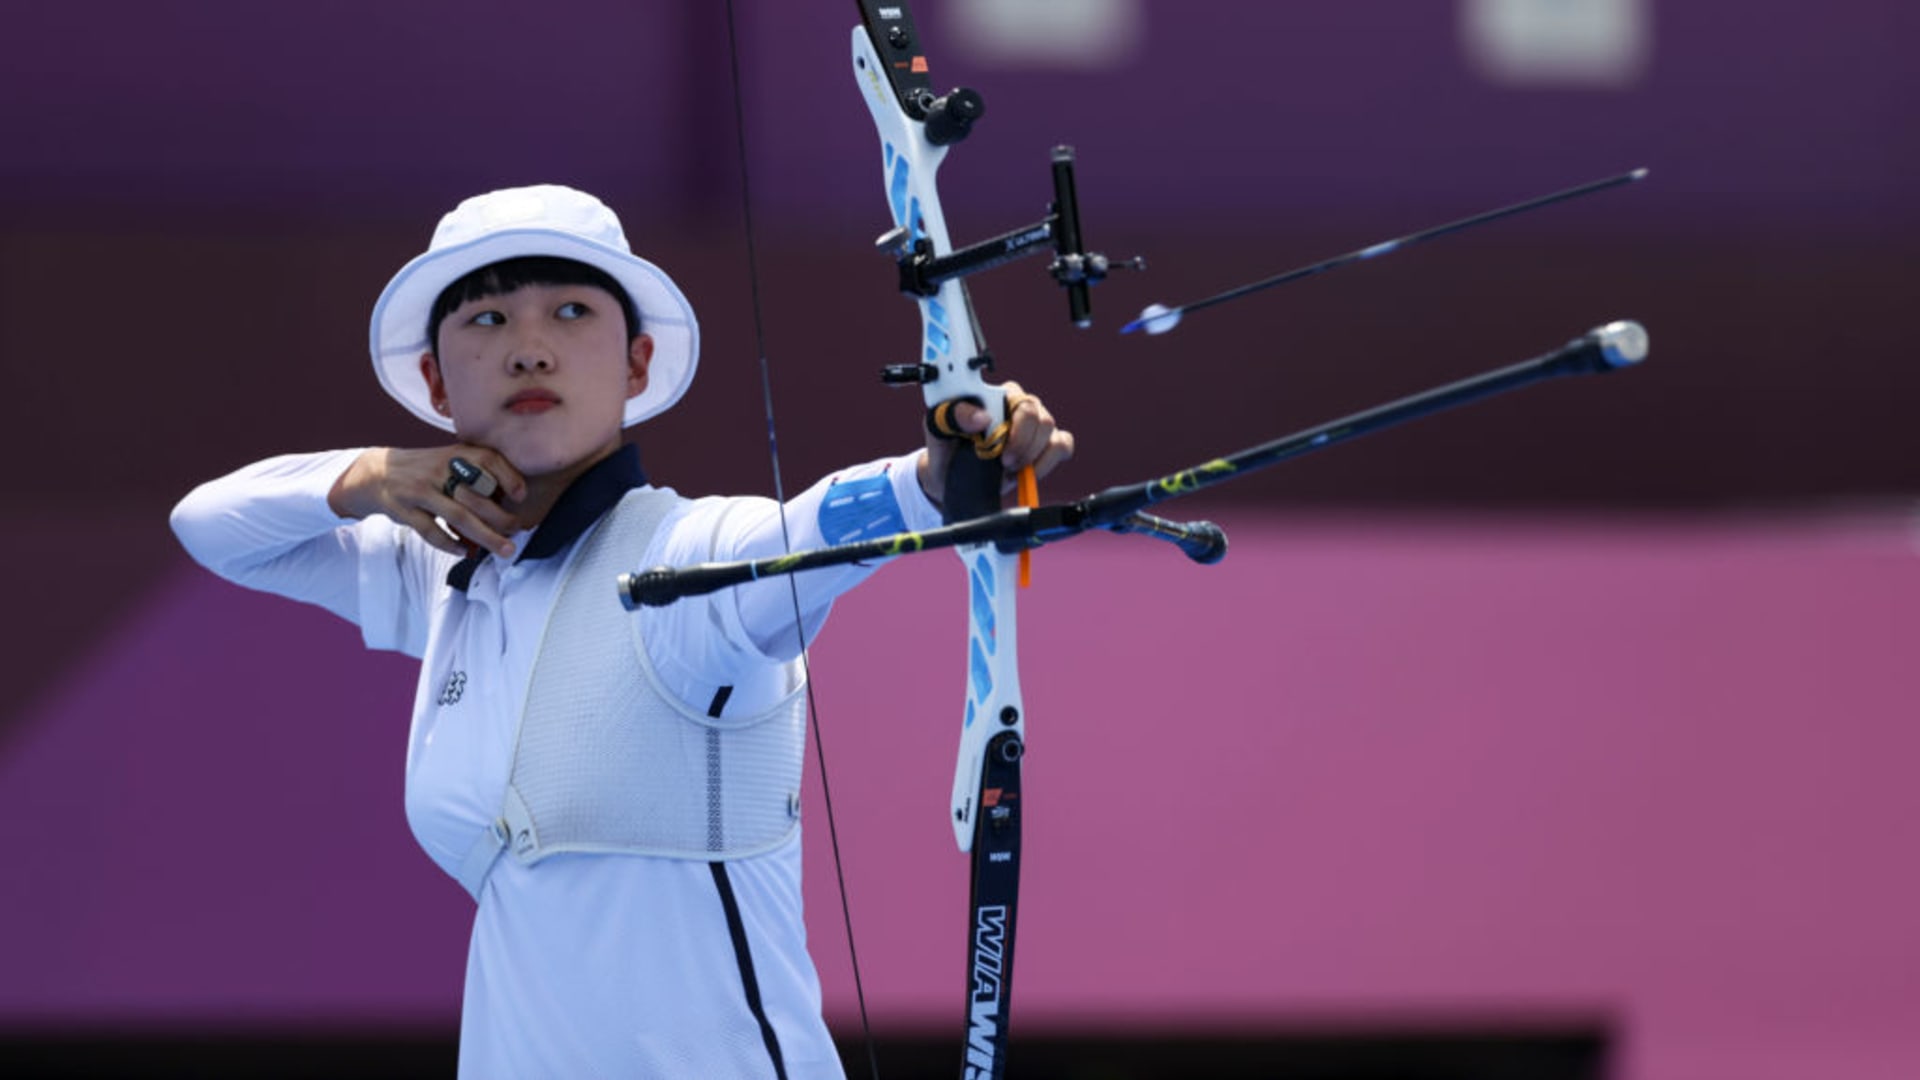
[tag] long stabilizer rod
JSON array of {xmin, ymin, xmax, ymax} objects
[{"xmin": 621, "ymin": 321, "xmax": 1648, "ymax": 608}]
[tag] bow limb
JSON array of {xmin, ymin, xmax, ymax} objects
[
  {"xmin": 853, "ymin": 7, "xmax": 1026, "ymax": 1077},
  {"xmin": 850, "ymin": 11, "xmax": 1024, "ymax": 858}
]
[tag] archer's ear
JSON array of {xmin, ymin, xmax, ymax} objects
[
  {"xmin": 626, "ymin": 333, "xmax": 654, "ymax": 399},
  {"xmin": 419, "ymin": 352, "xmax": 451, "ymax": 416}
]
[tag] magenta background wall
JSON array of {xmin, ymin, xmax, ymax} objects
[
  {"xmin": 6, "ymin": 516, "xmax": 1917, "ymax": 1080},
  {"xmin": 3, "ymin": 1, "xmax": 1916, "ymax": 1077}
]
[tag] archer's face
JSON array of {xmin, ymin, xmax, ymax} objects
[{"xmin": 421, "ymin": 282, "xmax": 651, "ymax": 478}]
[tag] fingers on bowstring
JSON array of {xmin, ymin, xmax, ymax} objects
[
  {"xmin": 416, "ymin": 451, "xmax": 517, "ymax": 558},
  {"xmin": 445, "ymin": 457, "xmax": 499, "ymax": 500},
  {"xmin": 442, "ymin": 488, "xmax": 518, "ymax": 558},
  {"xmin": 397, "ymin": 506, "xmax": 471, "ymax": 557},
  {"xmin": 450, "ymin": 447, "xmax": 528, "ymax": 504},
  {"xmin": 480, "ymin": 450, "xmax": 528, "ymax": 503}
]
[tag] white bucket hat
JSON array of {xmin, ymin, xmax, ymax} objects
[{"xmin": 369, "ymin": 184, "xmax": 699, "ymax": 432}]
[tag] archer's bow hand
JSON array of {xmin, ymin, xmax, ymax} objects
[{"xmin": 917, "ymin": 380, "xmax": 1075, "ymax": 509}]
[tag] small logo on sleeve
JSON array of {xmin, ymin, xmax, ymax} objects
[{"xmin": 438, "ymin": 671, "xmax": 468, "ymax": 706}]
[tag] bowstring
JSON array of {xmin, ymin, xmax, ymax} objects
[{"xmin": 720, "ymin": 5, "xmax": 882, "ymax": 1079}]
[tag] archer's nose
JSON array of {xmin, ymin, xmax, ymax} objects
[{"xmin": 509, "ymin": 344, "xmax": 555, "ymax": 373}]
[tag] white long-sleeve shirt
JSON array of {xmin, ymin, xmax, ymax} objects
[{"xmin": 171, "ymin": 443, "xmax": 939, "ymax": 1079}]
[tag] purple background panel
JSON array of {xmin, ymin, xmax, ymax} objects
[{"xmin": 4, "ymin": 1, "xmax": 1911, "ymax": 225}]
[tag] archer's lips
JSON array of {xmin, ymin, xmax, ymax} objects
[{"xmin": 505, "ymin": 389, "xmax": 561, "ymax": 415}]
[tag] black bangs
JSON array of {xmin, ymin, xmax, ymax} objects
[{"xmin": 426, "ymin": 256, "xmax": 642, "ymax": 352}]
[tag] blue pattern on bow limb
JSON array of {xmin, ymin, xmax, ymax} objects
[{"xmin": 850, "ymin": 5, "xmax": 1032, "ymax": 1077}]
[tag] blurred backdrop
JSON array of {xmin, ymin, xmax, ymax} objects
[{"xmin": 2, "ymin": 1, "xmax": 1915, "ymax": 1077}]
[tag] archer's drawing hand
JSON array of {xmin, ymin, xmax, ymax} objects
[
  {"xmin": 329, "ymin": 447, "xmax": 529, "ymax": 558},
  {"xmin": 919, "ymin": 380, "xmax": 1075, "ymax": 508}
]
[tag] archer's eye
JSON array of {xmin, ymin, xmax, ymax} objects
[
  {"xmin": 469, "ymin": 310, "xmax": 505, "ymax": 327},
  {"xmin": 556, "ymin": 301, "xmax": 590, "ymax": 320}
]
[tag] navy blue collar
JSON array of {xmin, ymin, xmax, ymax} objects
[{"xmin": 446, "ymin": 443, "xmax": 648, "ymax": 592}]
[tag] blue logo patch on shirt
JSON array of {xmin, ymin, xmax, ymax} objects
[{"xmin": 819, "ymin": 473, "xmax": 907, "ymax": 545}]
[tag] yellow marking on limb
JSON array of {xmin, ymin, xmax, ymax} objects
[{"xmin": 767, "ymin": 554, "xmax": 805, "ymax": 574}]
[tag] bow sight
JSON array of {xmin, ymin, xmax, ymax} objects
[
  {"xmin": 862, "ymin": 5, "xmax": 1139, "ymax": 398},
  {"xmin": 873, "ymin": 144, "xmax": 1142, "ymax": 344}
]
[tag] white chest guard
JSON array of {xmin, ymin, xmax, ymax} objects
[{"xmin": 456, "ymin": 489, "xmax": 807, "ymax": 899}]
